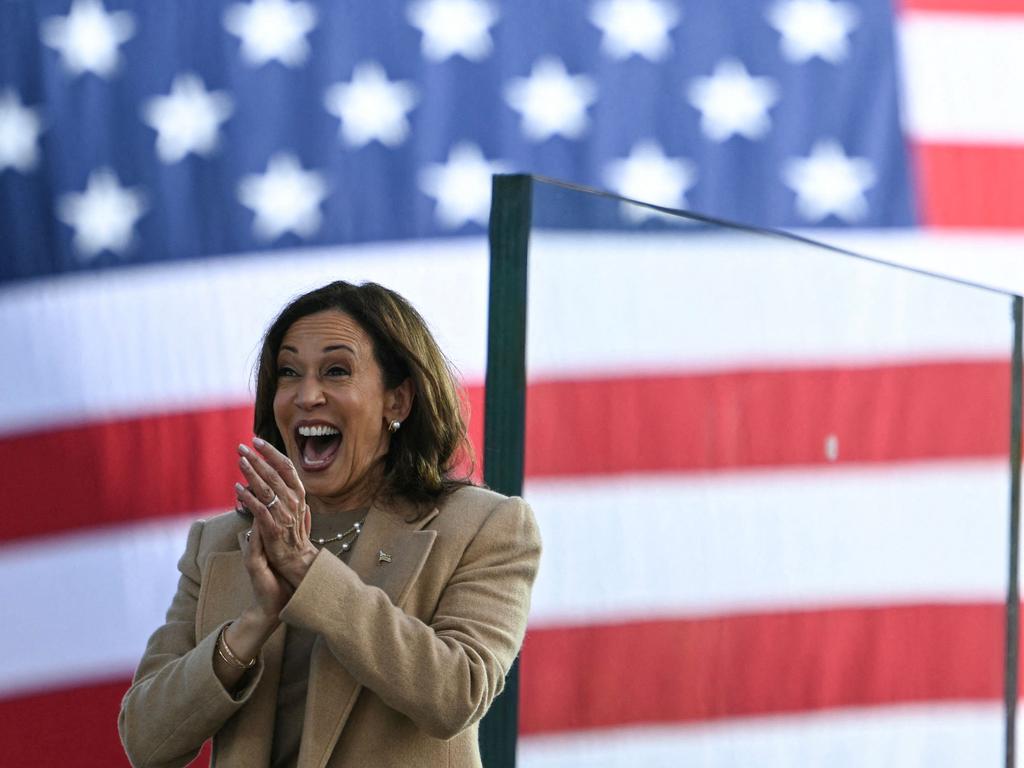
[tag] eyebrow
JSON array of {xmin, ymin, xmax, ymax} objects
[{"xmin": 279, "ymin": 344, "xmax": 356, "ymax": 355}]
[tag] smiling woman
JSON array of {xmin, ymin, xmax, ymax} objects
[
  {"xmin": 118, "ymin": 280, "xmax": 542, "ymax": 768},
  {"xmin": 270, "ymin": 310, "xmax": 413, "ymax": 506}
]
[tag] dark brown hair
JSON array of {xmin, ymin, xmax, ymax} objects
[{"xmin": 253, "ymin": 281, "xmax": 474, "ymax": 509}]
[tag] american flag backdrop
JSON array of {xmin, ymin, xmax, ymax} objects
[{"xmin": 3, "ymin": 0, "xmax": 1024, "ymax": 766}]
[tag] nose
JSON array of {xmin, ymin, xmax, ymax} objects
[{"xmin": 294, "ymin": 374, "xmax": 326, "ymax": 410}]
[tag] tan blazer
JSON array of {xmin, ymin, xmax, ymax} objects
[{"xmin": 119, "ymin": 485, "xmax": 541, "ymax": 768}]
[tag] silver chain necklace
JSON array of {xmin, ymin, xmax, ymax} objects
[{"xmin": 312, "ymin": 518, "xmax": 366, "ymax": 553}]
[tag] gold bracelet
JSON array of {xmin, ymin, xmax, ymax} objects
[{"xmin": 217, "ymin": 623, "xmax": 256, "ymax": 670}]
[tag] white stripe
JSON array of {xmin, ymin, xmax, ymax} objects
[
  {"xmin": 0, "ymin": 239, "xmax": 489, "ymax": 436},
  {"xmin": 0, "ymin": 232, "xmax": 1011, "ymax": 435},
  {"xmin": 525, "ymin": 231, "xmax": 1010, "ymax": 379},
  {"xmin": 808, "ymin": 229, "xmax": 1024, "ymax": 296},
  {"xmin": 0, "ymin": 515, "xmax": 197, "ymax": 697},
  {"xmin": 518, "ymin": 704, "xmax": 1003, "ymax": 768},
  {"xmin": 898, "ymin": 14, "xmax": 1024, "ymax": 143},
  {"xmin": 0, "ymin": 461, "xmax": 1007, "ymax": 695},
  {"xmin": 524, "ymin": 461, "xmax": 1008, "ymax": 626}
]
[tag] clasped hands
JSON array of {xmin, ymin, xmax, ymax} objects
[{"xmin": 235, "ymin": 437, "xmax": 318, "ymax": 621}]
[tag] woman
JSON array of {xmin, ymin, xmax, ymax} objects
[{"xmin": 119, "ymin": 280, "xmax": 542, "ymax": 767}]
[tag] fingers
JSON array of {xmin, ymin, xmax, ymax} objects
[
  {"xmin": 235, "ymin": 482, "xmax": 283, "ymax": 532},
  {"xmin": 238, "ymin": 459, "xmax": 274, "ymax": 506},
  {"xmin": 251, "ymin": 437, "xmax": 304, "ymax": 495},
  {"xmin": 235, "ymin": 439, "xmax": 311, "ymax": 568},
  {"xmin": 244, "ymin": 519, "xmax": 262, "ymax": 559},
  {"xmin": 242, "ymin": 518, "xmax": 265, "ymax": 579},
  {"xmin": 238, "ymin": 444, "xmax": 291, "ymax": 498},
  {"xmin": 237, "ymin": 453, "xmax": 294, "ymax": 525}
]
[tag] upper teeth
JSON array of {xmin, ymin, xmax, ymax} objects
[{"xmin": 298, "ymin": 425, "xmax": 340, "ymax": 437}]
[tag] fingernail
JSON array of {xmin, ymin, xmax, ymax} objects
[
  {"xmin": 235, "ymin": 482, "xmax": 245, "ymax": 493},
  {"xmin": 238, "ymin": 443, "xmax": 251, "ymax": 454},
  {"xmin": 253, "ymin": 437, "xmax": 266, "ymax": 447}
]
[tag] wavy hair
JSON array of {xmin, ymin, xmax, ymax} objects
[{"xmin": 252, "ymin": 281, "xmax": 475, "ymax": 511}]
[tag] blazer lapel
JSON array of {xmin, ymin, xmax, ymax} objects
[
  {"xmin": 196, "ymin": 542, "xmax": 287, "ymax": 768},
  {"xmin": 298, "ymin": 498, "xmax": 439, "ymax": 768}
]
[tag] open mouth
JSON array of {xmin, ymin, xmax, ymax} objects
[{"xmin": 295, "ymin": 423, "xmax": 342, "ymax": 471}]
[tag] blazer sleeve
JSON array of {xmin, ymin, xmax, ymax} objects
[
  {"xmin": 118, "ymin": 519, "xmax": 266, "ymax": 768},
  {"xmin": 278, "ymin": 494, "xmax": 542, "ymax": 740}
]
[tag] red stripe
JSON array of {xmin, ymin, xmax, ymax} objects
[
  {"xmin": 0, "ymin": 678, "xmax": 210, "ymax": 767},
  {"xmin": 913, "ymin": 143, "xmax": 1024, "ymax": 228},
  {"xmin": 901, "ymin": 0, "xmax": 1024, "ymax": 14},
  {"xmin": 524, "ymin": 360, "xmax": 1010, "ymax": 477},
  {"xmin": 2, "ymin": 604, "xmax": 1004, "ymax": 759},
  {"xmin": 0, "ymin": 404, "xmax": 256, "ymax": 542},
  {"xmin": 0, "ymin": 360, "xmax": 1010, "ymax": 543},
  {"xmin": 0, "ymin": 393, "xmax": 484, "ymax": 545},
  {"xmin": 519, "ymin": 603, "xmax": 1004, "ymax": 735}
]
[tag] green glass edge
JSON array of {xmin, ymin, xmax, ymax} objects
[
  {"xmin": 1006, "ymin": 295, "xmax": 1023, "ymax": 768},
  {"xmin": 479, "ymin": 174, "xmax": 532, "ymax": 768}
]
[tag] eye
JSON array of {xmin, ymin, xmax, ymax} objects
[
  {"xmin": 326, "ymin": 365, "xmax": 350, "ymax": 377},
  {"xmin": 276, "ymin": 365, "xmax": 298, "ymax": 378}
]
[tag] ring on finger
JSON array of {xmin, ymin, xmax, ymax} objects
[
  {"xmin": 245, "ymin": 529, "xmax": 252, "ymax": 542},
  {"xmin": 266, "ymin": 494, "xmax": 280, "ymax": 510}
]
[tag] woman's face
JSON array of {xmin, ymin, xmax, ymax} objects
[{"xmin": 272, "ymin": 309, "xmax": 406, "ymax": 509}]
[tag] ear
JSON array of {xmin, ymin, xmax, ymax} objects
[{"xmin": 384, "ymin": 377, "xmax": 415, "ymax": 425}]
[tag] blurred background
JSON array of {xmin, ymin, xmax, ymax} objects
[{"xmin": 3, "ymin": 0, "xmax": 1024, "ymax": 765}]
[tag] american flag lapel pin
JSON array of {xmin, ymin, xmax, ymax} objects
[{"xmin": 378, "ymin": 549, "xmax": 392, "ymax": 565}]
